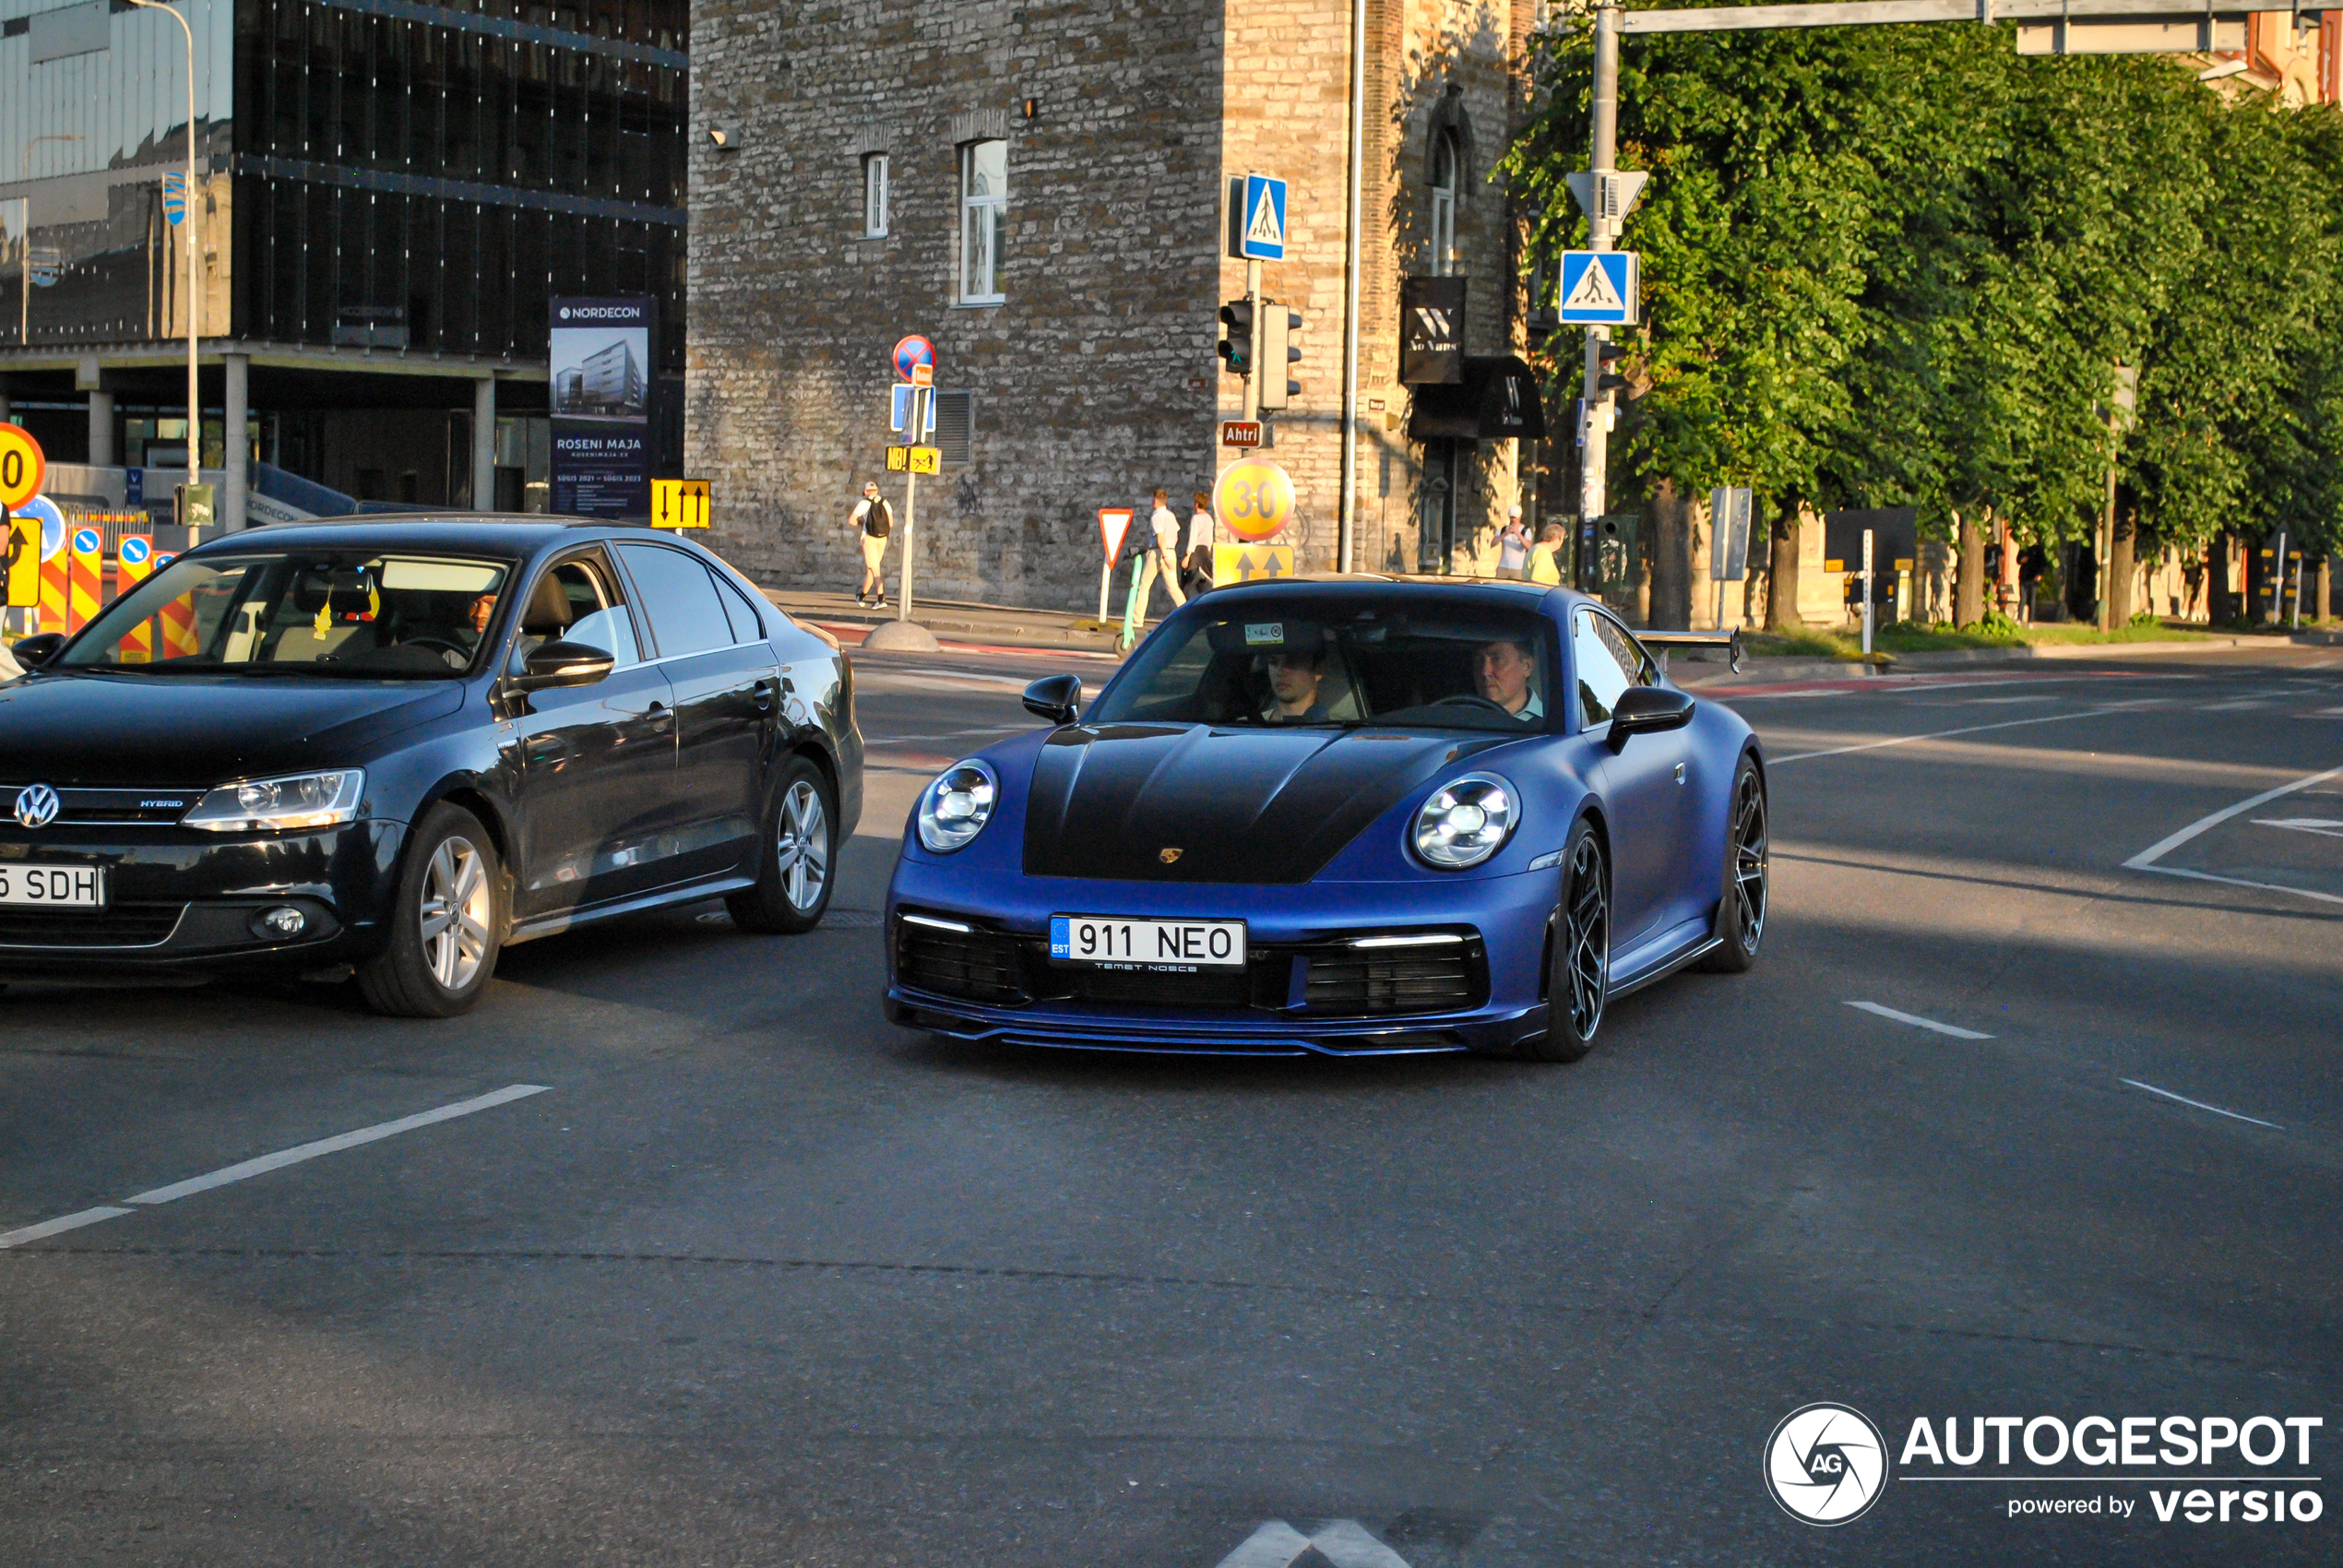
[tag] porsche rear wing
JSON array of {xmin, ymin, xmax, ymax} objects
[{"xmin": 1635, "ymin": 629, "xmax": 1742, "ymax": 675}]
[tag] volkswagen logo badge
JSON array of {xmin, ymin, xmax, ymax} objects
[{"xmin": 14, "ymin": 783, "xmax": 61, "ymax": 830}]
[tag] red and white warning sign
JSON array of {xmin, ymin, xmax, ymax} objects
[{"xmin": 1096, "ymin": 507, "xmax": 1135, "ymax": 561}]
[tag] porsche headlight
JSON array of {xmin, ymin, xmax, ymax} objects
[
  {"xmin": 1410, "ymin": 773, "xmax": 1517, "ymax": 870},
  {"xmin": 181, "ymin": 770, "xmax": 365, "ymax": 833},
  {"xmin": 917, "ymin": 759, "xmax": 998, "ymax": 853}
]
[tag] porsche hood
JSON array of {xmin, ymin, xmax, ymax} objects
[{"xmin": 1020, "ymin": 723, "xmax": 1508, "ymax": 884}]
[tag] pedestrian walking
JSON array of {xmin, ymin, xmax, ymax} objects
[
  {"xmin": 850, "ymin": 481, "xmax": 893, "ymax": 607},
  {"xmin": 1183, "ymin": 490, "xmax": 1217, "ymax": 598},
  {"xmin": 1119, "ymin": 488, "xmax": 1188, "ymax": 650},
  {"xmin": 1526, "ymin": 521, "xmax": 1566, "ymax": 586},
  {"xmin": 1496, "ymin": 506, "xmax": 1528, "ymax": 580}
]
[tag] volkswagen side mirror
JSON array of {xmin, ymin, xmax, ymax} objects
[
  {"xmin": 1607, "ymin": 685, "xmax": 1695, "ymax": 751},
  {"xmin": 517, "ymin": 639, "xmax": 615, "ymax": 689},
  {"xmin": 10, "ymin": 633, "xmax": 65, "ymax": 669},
  {"xmin": 1023, "ymin": 673, "xmax": 1082, "ymax": 726}
]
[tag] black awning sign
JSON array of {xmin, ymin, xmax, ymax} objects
[
  {"xmin": 1400, "ymin": 276, "xmax": 1468, "ymax": 386},
  {"xmin": 1406, "ymin": 356, "xmax": 1549, "ymax": 445}
]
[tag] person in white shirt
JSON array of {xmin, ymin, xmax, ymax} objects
[
  {"xmin": 1120, "ymin": 488, "xmax": 1187, "ymax": 648},
  {"xmin": 849, "ymin": 481, "xmax": 893, "ymax": 607},
  {"xmin": 1183, "ymin": 489, "xmax": 1216, "ymax": 597}
]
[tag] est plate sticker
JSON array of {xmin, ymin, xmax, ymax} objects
[
  {"xmin": 1049, "ymin": 915, "xmax": 1247, "ymax": 969},
  {"xmin": 1244, "ymin": 623, "xmax": 1284, "ymax": 646}
]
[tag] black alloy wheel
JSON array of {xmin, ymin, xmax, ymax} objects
[
  {"xmin": 356, "ymin": 802, "xmax": 505, "ymax": 1018},
  {"xmin": 726, "ymin": 755, "xmax": 838, "ymax": 934},
  {"xmin": 1529, "ymin": 819, "xmax": 1609, "ymax": 1063},
  {"xmin": 1701, "ymin": 757, "xmax": 1768, "ymax": 972}
]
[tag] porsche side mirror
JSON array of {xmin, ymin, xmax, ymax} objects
[
  {"xmin": 517, "ymin": 639, "xmax": 615, "ymax": 689},
  {"xmin": 1023, "ymin": 673, "xmax": 1082, "ymax": 726},
  {"xmin": 1607, "ymin": 685, "xmax": 1695, "ymax": 751},
  {"xmin": 10, "ymin": 633, "xmax": 65, "ymax": 668}
]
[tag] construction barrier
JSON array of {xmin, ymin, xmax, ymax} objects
[
  {"xmin": 38, "ymin": 524, "xmax": 66, "ymax": 636},
  {"xmin": 116, "ymin": 534, "xmax": 155, "ymax": 662},
  {"xmin": 66, "ymin": 527, "xmax": 102, "ymax": 633},
  {"xmin": 152, "ymin": 551, "xmax": 200, "ymax": 658}
]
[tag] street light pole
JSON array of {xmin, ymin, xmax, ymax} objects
[
  {"xmin": 123, "ymin": 0, "xmax": 200, "ymax": 509},
  {"xmin": 1578, "ymin": 1, "xmax": 1622, "ymax": 543},
  {"xmin": 18, "ymin": 135, "xmax": 83, "ymax": 347}
]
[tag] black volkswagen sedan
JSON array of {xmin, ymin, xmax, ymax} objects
[{"xmin": 0, "ymin": 518, "xmax": 862, "ymax": 1016}]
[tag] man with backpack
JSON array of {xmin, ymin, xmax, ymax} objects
[{"xmin": 850, "ymin": 481, "xmax": 894, "ymax": 608}]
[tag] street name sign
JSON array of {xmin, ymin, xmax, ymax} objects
[
  {"xmin": 1236, "ymin": 173, "xmax": 1287, "ymax": 261},
  {"xmin": 1219, "ymin": 421, "xmax": 1264, "ymax": 449},
  {"xmin": 1559, "ymin": 252, "xmax": 1639, "ymax": 325}
]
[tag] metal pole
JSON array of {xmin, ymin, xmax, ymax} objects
[
  {"xmin": 125, "ymin": 1, "xmax": 200, "ymax": 518},
  {"xmin": 898, "ymin": 383, "xmax": 928, "ymax": 622},
  {"xmin": 1243, "ymin": 258, "xmax": 1263, "ymax": 426},
  {"xmin": 1338, "ymin": 0, "xmax": 1366, "ymax": 575},
  {"xmin": 2292, "ymin": 554, "xmax": 2302, "ymax": 631},
  {"xmin": 1578, "ymin": 2, "xmax": 1622, "ymax": 531},
  {"xmin": 1861, "ymin": 527, "xmax": 1874, "ymax": 656}
]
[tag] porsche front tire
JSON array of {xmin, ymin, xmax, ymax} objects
[{"xmin": 1528, "ymin": 818, "xmax": 1609, "ymax": 1063}]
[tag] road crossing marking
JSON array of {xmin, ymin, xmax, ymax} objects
[
  {"xmin": 1769, "ymin": 706, "xmax": 2125, "ymax": 765},
  {"xmin": 1215, "ymin": 1520, "xmax": 1412, "ymax": 1568},
  {"xmin": 2123, "ymin": 764, "xmax": 2343, "ymax": 909},
  {"xmin": 1845, "ymin": 1001, "xmax": 1994, "ymax": 1040},
  {"xmin": 2121, "ymin": 1079, "xmax": 2281, "ymax": 1131},
  {"xmin": 0, "ymin": 1085, "xmax": 549, "ymax": 1248}
]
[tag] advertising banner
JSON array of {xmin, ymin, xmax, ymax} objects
[{"xmin": 550, "ymin": 296, "xmax": 654, "ymax": 518}]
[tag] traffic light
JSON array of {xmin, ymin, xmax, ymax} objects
[
  {"xmin": 1217, "ymin": 298, "xmax": 1255, "ymax": 376},
  {"xmin": 1595, "ymin": 340, "xmax": 1632, "ymax": 397},
  {"xmin": 1258, "ymin": 305, "xmax": 1303, "ymax": 411}
]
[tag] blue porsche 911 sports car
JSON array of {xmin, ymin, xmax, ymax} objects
[{"xmin": 883, "ymin": 578, "xmax": 1766, "ymax": 1059}]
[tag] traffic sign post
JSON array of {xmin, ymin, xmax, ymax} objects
[
  {"xmin": 1707, "ymin": 486, "xmax": 1753, "ymax": 630},
  {"xmin": 1213, "ymin": 458, "xmax": 1296, "ymax": 544},
  {"xmin": 1096, "ymin": 507, "xmax": 1135, "ymax": 621},
  {"xmin": 0, "ymin": 422, "xmax": 46, "ymax": 513},
  {"xmin": 1558, "ymin": 252, "xmax": 1639, "ymax": 325},
  {"xmin": 892, "ymin": 336, "xmax": 934, "ymax": 383},
  {"xmin": 897, "ymin": 380, "xmax": 933, "ymax": 624}
]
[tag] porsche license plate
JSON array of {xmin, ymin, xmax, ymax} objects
[
  {"xmin": 0, "ymin": 864, "xmax": 105, "ymax": 909},
  {"xmin": 1049, "ymin": 915, "xmax": 1246, "ymax": 969}
]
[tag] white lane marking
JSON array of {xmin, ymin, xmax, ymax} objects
[
  {"xmin": 0, "ymin": 1206, "xmax": 137, "ymax": 1251},
  {"xmin": 2123, "ymin": 765, "xmax": 2343, "ymax": 911},
  {"xmin": 1846, "ymin": 1001, "xmax": 1995, "ymax": 1040},
  {"xmin": 2198, "ymin": 699, "xmax": 2267, "ymax": 711},
  {"xmin": 2122, "ymin": 1078, "xmax": 2281, "ymax": 1131},
  {"xmin": 123, "ymin": 1084, "xmax": 551, "ymax": 1206},
  {"xmin": 865, "ymin": 724, "xmax": 1029, "ymax": 747},
  {"xmin": 2254, "ymin": 817, "xmax": 2343, "ymax": 837},
  {"xmin": 1215, "ymin": 1520, "xmax": 1412, "ymax": 1568},
  {"xmin": 1770, "ymin": 707, "xmax": 2124, "ymax": 765}
]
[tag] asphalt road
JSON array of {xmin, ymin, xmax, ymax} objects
[{"xmin": 2, "ymin": 642, "xmax": 2338, "ymax": 1566}]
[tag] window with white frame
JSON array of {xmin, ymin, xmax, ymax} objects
[
  {"xmin": 862, "ymin": 153, "xmax": 888, "ymax": 237},
  {"xmin": 958, "ymin": 139, "xmax": 1007, "ymax": 303},
  {"xmin": 1430, "ymin": 132, "xmax": 1458, "ymax": 276}
]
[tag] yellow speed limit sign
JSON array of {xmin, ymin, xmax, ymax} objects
[
  {"xmin": 0, "ymin": 423, "xmax": 45, "ymax": 512},
  {"xmin": 1214, "ymin": 457, "xmax": 1294, "ymax": 543}
]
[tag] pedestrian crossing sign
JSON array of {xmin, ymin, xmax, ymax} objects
[
  {"xmin": 1558, "ymin": 251, "xmax": 1639, "ymax": 325},
  {"xmin": 1238, "ymin": 173, "xmax": 1286, "ymax": 261}
]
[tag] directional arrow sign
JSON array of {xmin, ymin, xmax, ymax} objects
[{"xmin": 1558, "ymin": 251, "xmax": 1639, "ymax": 325}]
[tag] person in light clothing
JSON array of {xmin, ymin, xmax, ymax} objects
[
  {"xmin": 1183, "ymin": 490, "xmax": 1217, "ymax": 597},
  {"xmin": 1120, "ymin": 488, "xmax": 1186, "ymax": 648},
  {"xmin": 1496, "ymin": 506, "xmax": 1528, "ymax": 580},
  {"xmin": 849, "ymin": 481, "xmax": 894, "ymax": 607},
  {"xmin": 1526, "ymin": 521, "xmax": 1566, "ymax": 586}
]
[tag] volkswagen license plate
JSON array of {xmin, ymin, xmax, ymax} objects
[
  {"xmin": 1049, "ymin": 915, "xmax": 1245, "ymax": 970},
  {"xmin": 0, "ymin": 865, "xmax": 104, "ymax": 909}
]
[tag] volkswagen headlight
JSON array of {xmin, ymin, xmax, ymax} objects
[
  {"xmin": 1410, "ymin": 773, "xmax": 1517, "ymax": 870},
  {"xmin": 917, "ymin": 759, "xmax": 998, "ymax": 853},
  {"xmin": 181, "ymin": 770, "xmax": 365, "ymax": 833}
]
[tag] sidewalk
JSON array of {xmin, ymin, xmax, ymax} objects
[{"xmin": 759, "ymin": 587, "xmax": 1127, "ymax": 658}]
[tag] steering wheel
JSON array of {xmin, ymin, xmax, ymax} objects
[
  {"xmin": 1432, "ymin": 694, "xmax": 1518, "ymax": 719},
  {"xmin": 401, "ymin": 634, "xmax": 471, "ymax": 668}
]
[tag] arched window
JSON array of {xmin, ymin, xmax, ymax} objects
[{"xmin": 1430, "ymin": 131, "xmax": 1459, "ymax": 277}]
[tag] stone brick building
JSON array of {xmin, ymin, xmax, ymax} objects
[{"xmin": 686, "ymin": 0, "xmax": 1543, "ymax": 610}]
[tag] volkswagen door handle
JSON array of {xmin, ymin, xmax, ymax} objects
[
  {"xmin": 646, "ymin": 701, "xmax": 674, "ymax": 730},
  {"xmin": 752, "ymin": 678, "xmax": 779, "ymax": 714}
]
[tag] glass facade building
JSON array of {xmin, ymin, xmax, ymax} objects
[{"xmin": 1, "ymin": 0, "xmax": 684, "ymax": 510}]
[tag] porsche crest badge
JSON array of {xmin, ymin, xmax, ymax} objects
[{"xmin": 1159, "ymin": 847, "xmax": 1183, "ymax": 864}]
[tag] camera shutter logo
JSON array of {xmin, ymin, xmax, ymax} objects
[
  {"xmin": 1765, "ymin": 1402, "xmax": 1889, "ymax": 1526},
  {"xmin": 14, "ymin": 783, "xmax": 61, "ymax": 830}
]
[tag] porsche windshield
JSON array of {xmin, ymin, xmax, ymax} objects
[
  {"xmin": 56, "ymin": 550, "xmax": 516, "ymax": 677},
  {"xmin": 1092, "ymin": 601, "xmax": 1557, "ymax": 731}
]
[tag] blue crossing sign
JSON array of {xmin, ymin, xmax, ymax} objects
[
  {"xmin": 1558, "ymin": 251, "xmax": 1640, "ymax": 325},
  {"xmin": 1238, "ymin": 173, "xmax": 1287, "ymax": 261}
]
